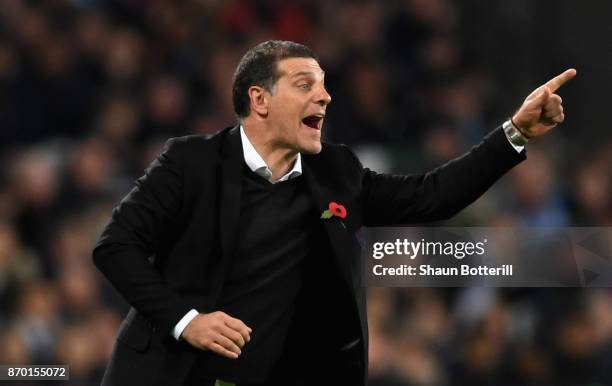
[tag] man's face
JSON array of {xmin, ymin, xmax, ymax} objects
[{"xmin": 264, "ymin": 57, "xmax": 331, "ymax": 154}]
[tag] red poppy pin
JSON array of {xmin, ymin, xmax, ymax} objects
[{"xmin": 321, "ymin": 201, "xmax": 347, "ymax": 219}]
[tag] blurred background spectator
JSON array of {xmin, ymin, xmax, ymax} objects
[{"xmin": 0, "ymin": 0, "xmax": 610, "ymax": 385}]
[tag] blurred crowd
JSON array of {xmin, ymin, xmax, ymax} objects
[{"xmin": 0, "ymin": 0, "xmax": 610, "ymax": 385}]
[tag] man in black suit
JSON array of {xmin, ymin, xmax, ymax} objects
[{"xmin": 92, "ymin": 40, "xmax": 575, "ymax": 386}]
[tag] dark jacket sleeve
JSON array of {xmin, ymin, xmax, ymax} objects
[
  {"xmin": 92, "ymin": 138, "xmax": 192, "ymax": 335},
  {"xmin": 357, "ymin": 127, "xmax": 526, "ymax": 225}
]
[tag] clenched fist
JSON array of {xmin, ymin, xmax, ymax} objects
[
  {"xmin": 181, "ymin": 311, "xmax": 252, "ymax": 359},
  {"xmin": 512, "ymin": 68, "xmax": 577, "ymax": 138}
]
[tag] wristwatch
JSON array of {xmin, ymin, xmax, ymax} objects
[{"xmin": 502, "ymin": 119, "xmax": 529, "ymax": 147}]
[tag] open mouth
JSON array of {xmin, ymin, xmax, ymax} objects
[{"xmin": 302, "ymin": 114, "xmax": 324, "ymax": 130}]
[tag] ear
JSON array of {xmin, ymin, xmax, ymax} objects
[{"xmin": 248, "ymin": 86, "xmax": 269, "ymax": 117}]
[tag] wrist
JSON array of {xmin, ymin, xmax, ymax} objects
[
  {"xmin": 173, "ymin": 309, "xmax": 199, "ymax": 340},
  {"xmin": 510, "ymin": 116, "xmax": 531, "ymax": 139},
  {"xmin": 503, "ymin": 118, "xmax": 529, "ymax": 147}
]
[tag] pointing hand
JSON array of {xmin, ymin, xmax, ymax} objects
[{"xmin": 512, "ymin": 68, "xmax": 577, "ymax": 138}]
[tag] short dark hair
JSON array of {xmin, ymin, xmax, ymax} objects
[{"xmin": 232, "ymin": 40, "xmax": 319, "ymax": 119}]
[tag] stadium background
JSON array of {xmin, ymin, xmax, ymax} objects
[{"xmin": 0, "ymin": 0, "xmax": 610, "ymax": 385}]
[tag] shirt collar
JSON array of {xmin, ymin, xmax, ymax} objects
[{"xmin": 240, "ymin": 125, "xmax": 302, "ymax": 183}]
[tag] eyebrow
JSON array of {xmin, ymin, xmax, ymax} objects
[{"xmin": 290, "ymin": 70, "xmax": 325, "ymax": 79}]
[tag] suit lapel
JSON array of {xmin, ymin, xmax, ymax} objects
[
  {"xmin": 214, "ymin": 126, "xmax": 243, "ymax": 300},
  {"xmin": 302, "ymin": 160, "xmax": 359, "ymax": 290},
  {"xmin": 302, "ymin": 155, "xmax": 367, "ymax": 365}
]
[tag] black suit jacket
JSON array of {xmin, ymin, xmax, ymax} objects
[{"xmin": 92, "ymin": 125, "xmax": 525, "ymax": 386}]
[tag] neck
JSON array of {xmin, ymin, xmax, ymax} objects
[{"xmin": 242, "ymin": 119, "xmax": 298, "ymax": 181}]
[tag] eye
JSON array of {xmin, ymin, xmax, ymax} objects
[{"xmin": 298, "ymin": 83, "xmax": 311, "ymax": 90}]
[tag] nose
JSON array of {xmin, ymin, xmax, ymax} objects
[{"xmin": 315, "ymin": 86, "xmax": 332, "ymax": 106}]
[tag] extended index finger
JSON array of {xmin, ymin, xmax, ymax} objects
[{"xmin": 544, "ymin": 68, "xmax": 577, "ymax": 92}]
